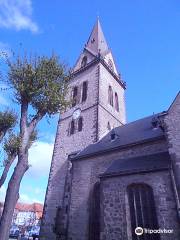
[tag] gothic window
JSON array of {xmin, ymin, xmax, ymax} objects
[
  {"xmin": 70, "ymin": 120, "xmax": 75, "ymax": 135},
  {"xmin": 78, "ymin": 117, "xmax": 83, "ymax": 132},
  {"xmin": 115, "ymin": 92, "xmax": 119, "ymax": 112},
  {"xmin": 82, "ymin": 81, "xmax": 88, "ymax": 102},
  {"xmin": 72, "ymin": 86, "xmax": 78, "ymax": 107},
  {"xmin": 108, "ymin": 59, "xmax": 114, "ymax": 71},
  {"xmin": 89, "ymin": 182, "xmax": 100, "ymax": 240},
  {"xmin": 107, "ymin": 122, "xmax": 111, "ymax": 130},
  {"xmin": 108, "ymin": 86, "xmax": 113, "ymax": 106},
  {"xmin": 127, "ymin": 183, "xmax": 160, "ymax": 240},
  {"xmin": 81, "ymin": 56, "xmax": 87, "ymax": 68}
]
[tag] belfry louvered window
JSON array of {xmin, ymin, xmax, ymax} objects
[
  {"xmin": 72, "ymin": 86, "xmax": 78, "ymax": 107},
  {"xmin": 127, "ymin": 183, "xmax": 160, "ymax": 240},
  {"xmin": 70, "ymin": 120, "xmax": 75, "ymax": 135},
  {"xmin": 82, "ymin": 81, "xmax": 88, "ymax": 102},
  {"xmin": 78, "ymin": 117, "xmax": 83, "ymax": 132},
  {"xmin": 108, "ymin": 86, "xmax": 113, "ymax": 106},
  {"xmin": 115, "ymin": 92, "xmax": 119, "ymax": 112}
]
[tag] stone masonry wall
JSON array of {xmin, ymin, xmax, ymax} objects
[
  {"xmin": 67, "ymin": 139, "xmax": 168, "ymax": 240},
  {"xmin": 101, "ymin": 171, "xmax": 180, "ymax": 240},
  {"xmin": 164, "ymin": 93, "xmax": 180, "ymax": 207},
  {"xmin": 40, "ymin": 64, "xmax": 100, "ymax": 240},
  {"xmin": 99, "ymin": 64, "xmax": 126, "ymax": 125}
]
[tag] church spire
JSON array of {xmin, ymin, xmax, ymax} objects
[
  {"xmin": 73, "ymin": 19, "xmax": 120, "ymax": 77},
  {"xmin": 85, "ymin": 19, "xmax": 109, "ymax": 56}
]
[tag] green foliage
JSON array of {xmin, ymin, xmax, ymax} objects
[
  {"xmin": 7, "ymin": 54, "xmax": 70, "ymax": 115},
  {"xmin": 3, "ymin": 133, "xmax": 20, "ymax": 159},
  {"xmin": 3, "ymin": 130, "xmax": 37, "ymax": 160},
  {"xmin": 0, "ymin": 110, "xmax": 17, "ymax": 133}
]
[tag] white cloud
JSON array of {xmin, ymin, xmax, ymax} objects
[
  {"xmin": 18, "ymin": 193, "xmax": 43, "ymax": 204},
  {"xmin": 27, "ymin": 141, "xmax": 54, "ymax": 178},
  {"xmin": 0, "ymin": 0, "xmax": 39, "ymax": 33},
  {"xmin": 0, "ymin": 187, "xmax": 43, "ymax": 204},
  {"xmin": 0, "ymin": 141, "xmax": 53, "ymax": 204},
  {"xmin": 19, "ymin": 193, "xmax": 31, "ymax": 203}
]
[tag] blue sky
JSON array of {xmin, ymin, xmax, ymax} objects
[{"xmin": 0, "ymin": 0, "xmax": 180, "ymax": 204}]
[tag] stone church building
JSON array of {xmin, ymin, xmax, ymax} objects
[{"xmin": 40, "ymin": 20, "xmax": 180, "ymax": 240}]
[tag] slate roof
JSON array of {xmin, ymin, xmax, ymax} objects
[
  {"xmin": 71, "ymin": 113, "xmax": 166, "ymax": 160},
  {"xmin": 100, "ymin": 151, "xmax": 171, "ymax": 178},
  {"xmin": 85, "ymin": 19, "xmax": 109, "ymax": 56}
]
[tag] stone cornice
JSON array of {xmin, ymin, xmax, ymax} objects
[{"xmin": 70, "ymin": 56, "xmax": 126, "ymax": 90}]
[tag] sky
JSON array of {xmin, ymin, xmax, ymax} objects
[{"xmin": 0, "ymin": 0, "xmax": 180, "ymax": 204}]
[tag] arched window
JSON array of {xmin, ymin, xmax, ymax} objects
[
  {"xmin": 81, "ymin": 56, "xmax": 87, "ymax": 68},
  {"xmin": 115, "ymin": 92, "xmax": 119, "ymax": 112},
  {"xmin": 72, "ymin": 86, "xmax": 78, "ymax": 107},
  {"xmin": 127, "ymin": 183, "xmax": 160, "ymax": 240},
  {"xmin": 89, "ymin": 182, "xmax": 100, "ymax": 240},
  {"xmin": 82, "ymin": 81, "xmax": 88, "ymax": 102},
  {"xmin": 107, "ymin": 122, "xmax": 111, "ymax": 131},
  {"xmin": 108, "ymin": 86, "xmax": 113, "ymax": 106},
  {"xmin": 78, "ymin": 117, "xmax": 83, "ymax": 132},
  {"xmin": 70, "ymin": 120, "xmax": 75, "ymax": 135}
]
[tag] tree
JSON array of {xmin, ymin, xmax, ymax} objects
[
  {"xmin": 0, "ymin": 53, "xmax": 70, "ymax": 240},
  {"xmin": 0, "ymin": 110, "xmax": 16, "ymax": 142},
  {"xmin": 0, "ymin": 131, "xmax": 37, "ymax": 189},
  {"xmin": 0, "ymin": 133, "xmax": 19, "ymax": 189},
  {"xmin": 0, "ymin": 110, "xmax": 17, "ymax": 189}
]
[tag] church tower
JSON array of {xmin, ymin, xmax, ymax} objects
[{"xmin": 40, "ymin": 19, "xmax": 126, "ymax": 240}]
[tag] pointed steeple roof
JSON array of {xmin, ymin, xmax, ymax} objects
[{"xmin": 85, "ymin": 19, "xmax": 109, "ymax": 56}]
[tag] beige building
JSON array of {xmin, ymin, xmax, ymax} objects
[{"xmin": 0, "ymin": 202, "xmax": 43, "ymax": 227}]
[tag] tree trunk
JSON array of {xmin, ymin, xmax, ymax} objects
[
  {"xmin": 0, "ymin": 155, "xmax": 29, "ymax": 240},
  {"xmin": 0, "ymin": 101, "xmax": 41, "ymax": 240},
  {"xmin": 0, "ymin": 155, "xmax": 16, "ymax": 188}
]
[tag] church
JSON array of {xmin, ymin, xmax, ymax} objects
[{"xmin": 40, "ymin": 20, "xmax": 180, "ymax": 240}]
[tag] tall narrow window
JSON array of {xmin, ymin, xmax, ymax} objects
[
  {"xmin": 115, "ymin": 92, "xmax": 119, "ymax": 112},
  {"xmin": 127, "ymin": 183, "xmax": 160, "ymax": 240},
  {"xmin": 108, "ymin": 86, "xmax": 113, "ymax": 106},
  {"xmin": 82, "ymin": 81, "xmax": 88, "ymax": 102},
  {"xmin": 89, "ymin": 182, "xmax": 100, "ymax": 240},
  {"xmin": 78, "ymin": 117, "xmax": 83, "ymax": 132},
  {"xmin": 70, "ymin": 120, "xmax": 75, "ymax": 135},
  {"xmin": 107, "ymin": 122, "xmax": 111, "ymax": 131},
  {"xmin": 81, "ymin": 56, "xmax": 87, "ymax": 68},
  {"xmin": 72, "ymin": 86, "xmax": 78, "ymax": 107}
]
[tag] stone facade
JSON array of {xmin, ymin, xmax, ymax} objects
[
  {"xmin": 40, "ymin": 18, "xmax": 180, "ymax": 240},
  {"xmin": 40, "ymin": 20, "xmax": 126, "ymax": 240},
  {"xmin": 68, "ymin": 125, "xmax": 180, "ymax": 240},
  {"xmin": 100, "ymin": 170, "xmax": 179, "ymax": 240},
  {"xmin": 68, "ymin": 139, "xmax": 170, "ymax": 240},
  {"xmin": 164, "ymin": 92, "xmax": 180, "ymax": 216}
]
